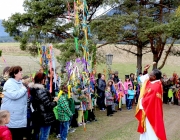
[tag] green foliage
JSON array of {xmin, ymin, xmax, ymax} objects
[
  {"xmin": 91, "ymin": 0, "xmax": 180, "ymax": 70},
  {"xmin": 54, "ymin": 38, "xmax": 104, "ymax": 65},
  {"xmin": 2, "ymin": 0, "xmax": 105, "ymax": 58}
]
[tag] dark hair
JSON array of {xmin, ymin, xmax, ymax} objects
[
  {"xmin": 48, "ymin": 68, "xmax": 54, "ymax": 74},
  {"xmin": 152, "ymin": 69, "xmax": 162, "ymax": 80},
  {"xmin": 60, "ymin": 84, "xmax": 68, "ymax": 93},
  {"xmin": 128, "ymin": 84, "xmax": 132, "ymax": 87},
  {"xmin": 139, "ymin": 72, "xmax": 142, "ymax": 75},
  {"xmin": 125, "ymin": 78, "xmax": 130, "ymax": 81},
  {"xmin": 9, "ymin": 66, "xmax": 22, "ymax": 78},
  {"xmin": 3, "ymin": 66, "xmax": 10, "ymax": 75},
  {"xmin": 97, "ymin": 73, "xmax": 101, "ymax": 79},
  {"xmin": 130, "ymin": 73, "xmax": 134, "ymax": 76},
  {"xmin": 108, "ymin": 80, "xmax": 113, "ymax": 86},
  {"xmin": 34, "ymin": 72, "xmax": 46, "ymax": 84}
]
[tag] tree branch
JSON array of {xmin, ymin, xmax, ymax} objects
[
  {"xmin": 149, "ymin": 38, "xmax": 156, "ymax": 53},
  {"xmin": 148, "ymin": 2, "xmax": 175, "ymax": 10},
  {"xmin": 49, "ymin": 31, "xmax": 67, "ymax": 39},
  {"xmin": 97, "ymin": 36, "xmax": 141, "ymax": 49},
  {"xmin": 142, "ymin": 50, "xmax": 151, "ymax": 55},
  {"xmin": 88, "ymin": 6, "xmax": 98, "ymax": 22},
  {"xmin": 158, "ymin": 38, "xmax": 176, "ymax": 70},
  {"xmin": 114, "ymin": 45, "xmax": 137, "ymax": 55},
  {"xmin": 96, "ymin": 43, "xmax": 108, "ymax": 48}
]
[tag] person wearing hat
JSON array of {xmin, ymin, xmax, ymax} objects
[{"xmin": 113, "ymin": 71, "xmax": 120, "ymax": 84}]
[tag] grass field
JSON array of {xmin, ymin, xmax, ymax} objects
[
  {"xmin": 1, "ymin": 43, "xmax": 180, "ymax": 79},
  {"xmin": 0, "ymin": 42, "xmax": 20, "ymax": 47},
  {"xmin": 96, "ymin": 63, "xmax": 180, "ymax": 80}
]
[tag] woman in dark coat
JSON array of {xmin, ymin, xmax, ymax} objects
[
  {"xmin": 29, "ymin": 72, "xmax": 58, "ymax": 140},
  {"xmin": 97, "ymin": 74, "xmax": 106, "ymax": 110}
]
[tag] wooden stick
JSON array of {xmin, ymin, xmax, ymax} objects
[{"xmin": 81, "ymin": 102, "xmax": 86, "ymax": 131}]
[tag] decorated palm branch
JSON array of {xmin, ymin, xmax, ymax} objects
[
  {"xmin": 63, "ymin": 0, "xmax": 93, "ymax": 131},
  {"xmin": 37, "ymin": 44, "xmax": 57, "ymax": 93}
]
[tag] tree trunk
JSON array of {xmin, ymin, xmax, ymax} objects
[
  {"xmin": 153, "ymin": 53, "xmax": 158, "ymax": 70},
  {"xmin": 158, "ymin": 38, "xmax": 176, "ymax": 70},
  {"xmin": 137, "ymin": 45, "xmax": 143, "ymax": 74}
]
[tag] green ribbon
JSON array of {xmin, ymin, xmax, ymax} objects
[
  {"xmin": 74, "ymin": 37, "xmax": 79, "ymax": 52},
  {"xmin": 36, "ymin": 42, "xmax": 41, "ymax": 57}
]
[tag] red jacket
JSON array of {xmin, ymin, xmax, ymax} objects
[{"xmin": 0, "ymin": 126, "xmax": 12, "ymax": 140}]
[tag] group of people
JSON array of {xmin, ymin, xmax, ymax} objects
[
  {"xmin": 162, "ymin": 73, "xmax": 180, "ymax": 106},
  {"xmin": 0, "ymin": 64, "xmax": 180, "ymax": 140},
  {"xmin": 0, "ymin": 66, "xmax": 98, "ymax": 140},
  {"xmin": 96, "ymin": 71, "xmax": 140, "ymax": 116}
]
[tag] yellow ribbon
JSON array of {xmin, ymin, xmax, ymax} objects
[
  {"xmin": 58, "ymin": 90, "xmax": 63, "ymax": 98},
  {"xmin": 68, "ymin": 85, "xmax": 71, "ymax": 99}
]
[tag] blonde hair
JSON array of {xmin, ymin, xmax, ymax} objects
[{"xmin": 0, "ymin": 110, "xmax": 9, "ymax": 124}]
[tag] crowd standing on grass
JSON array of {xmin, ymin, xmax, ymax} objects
[{"xmin": 0, "ymin": 65, "xmax": 180, "ymax": 140}]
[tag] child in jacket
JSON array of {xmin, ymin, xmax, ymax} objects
[
  {"xmin": 0, "ymin": 110, "xmax": 12, "ymax": 140},
  {"xmin": 87, "ymin": 87, "xmax": 97, "ymax": 122},
  {"xmin": 105, "ymin": 87, "xmax": 114, "ymax": 116},
  {"xmin": 127, "ymin": 84, "xmax": 135, "ymax": 110},
  {"xmin": 57, "ymin": 85, "xmax": 73, "ymax": 140}
]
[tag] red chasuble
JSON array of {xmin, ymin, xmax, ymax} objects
[{"xmin": 135, "ymin": 80, "xmax": 167, "ymax": 140}]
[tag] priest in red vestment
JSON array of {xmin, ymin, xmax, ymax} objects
[{"xmin": 135, "ymin": 68, "xmax": 167, "ymax": 140}]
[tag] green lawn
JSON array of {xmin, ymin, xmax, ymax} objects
[
  {"xmin": 49, "ymin": 105, "xmax": 180, "ymax": 140},
  {"xmin": 97, "ymin": 63, "xmax": 180, "ymax": 80}
]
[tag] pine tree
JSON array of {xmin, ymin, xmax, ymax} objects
[
  {"xmin": 2, "ymin": 0, "xmax": 104, "ymax": 61},
  {"xmin": 92, "ymin": 0, "xmax": 180, "ymax": 71}
]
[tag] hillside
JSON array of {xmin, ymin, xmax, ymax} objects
[{"xmin": 0, "ymin": 20, "xmax": 8, "ymax": 36}]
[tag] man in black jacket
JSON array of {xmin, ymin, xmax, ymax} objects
[{"xmin": 97, "ymin": 74, "xmax": 106, "ymax": 111}]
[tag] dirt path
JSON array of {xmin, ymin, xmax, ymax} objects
[{"xmin": 65, "ymin": 104, "xmax": 180, "ymax": 140}]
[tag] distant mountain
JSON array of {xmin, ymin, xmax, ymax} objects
[{"xmin": 0, "ymin": 20, "xmax": 8, "ymax": 36}]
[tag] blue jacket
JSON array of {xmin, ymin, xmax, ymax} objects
[
  {"xmin": 1, "ymin": 78, "xmax": 27, "ymax": 128},
  {"xmin": 110, "ymin": 85, "xmax": 116, "ymax": 95},
  {"xmin": 127, "ymin": 89, "xmax": 135, "ymax": 99}
]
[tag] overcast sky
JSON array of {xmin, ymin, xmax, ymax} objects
[
  {"xmin": 0, "ymin": 0, "xmax": 24, "ymax": 20},
  {"xmin": 0, "ymin": 0, "xmax": 111, "ymax": 20}
]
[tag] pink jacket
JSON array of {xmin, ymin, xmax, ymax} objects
[
  {"xmin": 124, "ymin": 81, "xmax": 133, "ymax": 94},
  {"xmin": 0, "ymin": 126, "xmax": 12, "ymax": 140}
]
